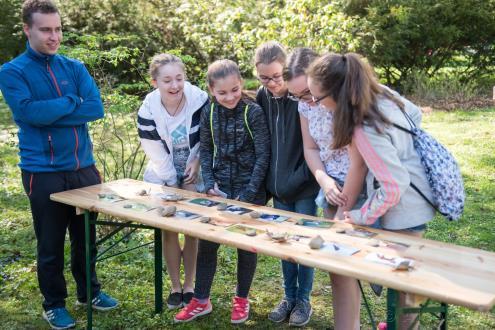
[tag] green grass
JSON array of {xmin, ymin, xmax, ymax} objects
[{"xmin": 1, "ymin": 99, "xmax": 494, "ymax": 329}]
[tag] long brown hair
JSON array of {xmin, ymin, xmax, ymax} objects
[
  {"xmin": 307, "ymin": 52, "xmax": 403, "ymax": 149},
  {"xmin": 206, "ymin": 59, "xmax": 253, "ymax": 101}
]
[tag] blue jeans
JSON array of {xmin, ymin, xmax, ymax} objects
[{"xmin": 273, "ymin": 197, "xmax": 317, "ymax": 303}]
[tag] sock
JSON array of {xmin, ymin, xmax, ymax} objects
[{"xmin": 197, "ymin": 297, "xmax": 209, "ymax": 304}]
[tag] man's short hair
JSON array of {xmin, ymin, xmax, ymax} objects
[{"xmin": 22, "ymin": 0, "xmax": 59, "ymax": 26}]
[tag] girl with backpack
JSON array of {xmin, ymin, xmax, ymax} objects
[
  {"xmin": 288, "ymin": 47, "xmax": 374, "ymax": 329},
  {"xmin": 174, "ymin": 59, "xmax": 270, "ymax": 324},
  {"xmin": 255, "ymin": 42, "xmax": 319, "ymax": 327},
  {"xmin": 307, "ymin": 52, "xmax": 435, "ymax": 330},
  {"xmin": 137, "ymin": 54, "xmax": 209, "ymax": 309}
]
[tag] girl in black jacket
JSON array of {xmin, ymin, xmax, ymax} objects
[
  {"xmin": 174, "ymin": 59, "xmax": 270, "ymax": 325},
  {"xmin": 255, "ymin": 41, "xmax": 319, "ymax": 327}
]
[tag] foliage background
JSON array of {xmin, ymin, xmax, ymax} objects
[{"xmin": 1, "ymin": 0, "xmax": 495, "ymax": 328}]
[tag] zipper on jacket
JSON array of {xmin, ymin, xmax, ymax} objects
[
  {"xmin": 48, "ymin": 134, "xmax": 54, "ymax": 165},
  {"xmin": 47, "ymin": 59, "xmax": 80, "ymax": 170},
  {"xmin": 73, "ymin": 127, "xmax": 80, "ymax": 170},
  {"xmin": 274, "ymin": 99, "xmax": 280, "ymax": 197}
]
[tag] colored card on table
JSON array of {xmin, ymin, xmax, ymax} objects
[
  {"xmin": 226, "ymin": 224, "xmax": 265, "ymax": 236},
  {"xmin": 97, "ymin": 193, "xmax": 124, "ymax": 203},
  {"xmin": 321, "ymin": 242, "xmax": 360, "ymax": 256},
  {"xmin": 224, "ymin": 205, "xmax": 252, "ymax": 215},
  {"xmin": 258, "ymin": 213, "xmax": 289, "ymax": 223},
  {"xmin": 175, "ymin": 210, "xmax": 200, "ymax": 220},
  {"xmin": 365, "ymin": 252, "xmax": 414, "ymax": 269},
  {"xmin": 122, "ymin": 202, "xmax": 155, "ymax": 212},
  {"xmin": 188, "ymin": 198, "xmax": 220, "ymax": 207},
  {"xmin": 345, "ymin": 228, "xmax": 377, "ymax": 238},
  {"xmin": 297, "ymin": 218, "xmax": 333, "ymax": 228}
]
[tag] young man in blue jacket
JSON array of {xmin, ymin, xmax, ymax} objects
[{"xmin": 0, "ymin": 1, "xmax": 117, "ymax": 328}]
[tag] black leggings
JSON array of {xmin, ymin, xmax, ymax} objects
[{"xmin": 194, "ymin": 239, "xmax": 257, "ymax": 299}]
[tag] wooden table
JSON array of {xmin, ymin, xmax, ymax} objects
[{"xmin": 51, "ymin": 179, "xmax": 495, "ymax": 329}]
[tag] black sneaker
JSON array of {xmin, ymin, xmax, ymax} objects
[
  {"xmin": 289, "ymin": 300, "xmax": 312, "ymax": 327},
  {"xmin": 268, "ymin": 299, "xmax": 295, "ymax": 323},
  {"xmin": 183, "ymin": 291, "xmax": 194, "ymax": 305},
  {"xmin": 167, "ymin": 291, "xmax": 183, "ymax": 309}
]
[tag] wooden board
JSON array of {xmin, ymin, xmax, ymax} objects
[{"xmin": 50, "ymin": 179, "xmax": 495, "ymax": 312}]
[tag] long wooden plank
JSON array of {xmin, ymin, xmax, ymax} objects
[{"xmin": 51, "ymin": 179, "xmax": 495, "ymax": 312}]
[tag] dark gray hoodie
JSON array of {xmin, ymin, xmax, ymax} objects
[{"xmin": 256, "ymin": 87, "xmax": 319, "ymax": 203}]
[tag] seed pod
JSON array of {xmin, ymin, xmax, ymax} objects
[
  {"xmin": 199, "ymin": 216, "xmax": 211, "ymax": 223},
  {"xmin": 137, "ymin": 189, "xmax": 148, "ymax": 196},
  {"xmin": 336, "ymin": 228, "xmax": 346, "ymax": 234},
  {"xmin": 98, "ymin": 193, "xmax": 107, "ymax": 199},
  {"xmin": 309, "ymin": 235, "xmax": 324, "ymax": 249},
  {"xmin": 158, "ymin": 205, "xmax": 176, "ymax": 217},
  {"xmin": 217, "ymin": 203, "xmax": 228, "ymax": 211},
  {"xmin": 123, "ymin": 204, "xmax": 133, "ymax": 209},
  {"xmin": 249, "ymin": 211, "xmax": 260, "ymax": 219}
]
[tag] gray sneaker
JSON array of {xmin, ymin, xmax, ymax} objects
[
  {"xmin": 268, "ymin": 299, "xmax": 295, "ymax": 323},
  {"xmin": 289, "ymin": 300, "xmax": 313, "ymax": 327}
]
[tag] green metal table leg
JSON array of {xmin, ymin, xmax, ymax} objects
[
  {"xmin": 441, "ymin": 303, "xmax": 448, "ymax": 330},
  {"xmin": 84, "ymin": 210, "xmax": 93, "ymax": 330},
  {"xmin": 154, "ymin": 229, "xmax": 163, "ymax": 313},
  {"xmin": 387, "ymin": 288, "xmax": 400, "ymax": 330}
]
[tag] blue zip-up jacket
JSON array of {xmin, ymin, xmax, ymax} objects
[{"xmin": 0, "ymin": 44, "xmax": 104, "ymax": 172}]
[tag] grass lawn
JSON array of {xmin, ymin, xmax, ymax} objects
[{"xmin": 0, "ymin": 98, "xmax": 494, "ymax": 329}]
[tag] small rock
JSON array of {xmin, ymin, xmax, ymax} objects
[
  {"xmin": 245, "ymin": 229, "xmax": 257, "ymax": 237},
  {"xmin": 199, "ymin": 216, "xmax": 211, "ymax": 223},
  {"xmin": 249, "ymin": 211, "xmax": 260, "ymax": 219},
  {"xmin": 97, "ymin": 193, "xmax": 106, "ymax": 199},
  {"xmin": 309, "ymin": 235, "xmax": 324, "ymax": 249},
  {"xmin": 137, "ymin": 189, "xmax": 148, "ymax": 196},
  {"xmin": 217, "ymin": 203, "xmax": 228, "ymax": 211},
  {"xmin": 123, "ymin": 204, "xmax": 132, "ymax": 209},
  {"xmin": 296, "ymin": 219, "xmax": 305, "ymax": 225},
  {"xmin": 267, "ymin": 231, "xmax": 289, "ymax": 242},
  {"xmin": 158, "ymin": 205, "xmax": 176, "ymax": 217},
  {"xmin": 395, "ymin": 260, "xmax": 412, "ymax": 271},
  {"xmin": 336, "ymin": 228, "xmax": 346, "ymax": 234}
]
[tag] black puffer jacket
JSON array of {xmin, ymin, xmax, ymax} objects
[
  {"xmin": 256, "ymin": 87, "xmax": 319, "ymax": 203},
  {"xmin": 199, "ymin": 99, "xmax": 270, "ymax": 205}
]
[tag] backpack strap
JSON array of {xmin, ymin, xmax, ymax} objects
[
  {"xmin": 243, "ymin": 104, "xmax": 253, "ymax": 140},
  {"xmin": 210, "ymin": 103, "xmax": 218, "ymax": 160}
]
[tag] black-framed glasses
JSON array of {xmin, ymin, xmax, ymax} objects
[
  {"xmin": 257, "ymin": 74, "xmax": 284, "ymax": 84},
  {"xmin": 287, "ymin": 91, "xmax": 312, "ymax": 103},
  {"xmin": 311, "ymin": 93, "xmax": 331, "ymax": 105}
]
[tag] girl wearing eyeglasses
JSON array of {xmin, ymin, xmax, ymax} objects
[
  {"xmin": 307, "ymin": 52, "xmax": 435, "ymax": 330},
  {"xmin": 254, "ymin": 42, "xmax": 319, "ymax": 327}
]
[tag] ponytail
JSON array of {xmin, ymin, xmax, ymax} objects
[{"xmin": 307, "ymin": 52, "xmax": 399, "ymax": 149}]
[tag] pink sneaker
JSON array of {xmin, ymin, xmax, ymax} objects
[
  {"xmin": 231, "ymin": 296, "xmax": 250, "ymax": 324},
  {"xmin": 174, "ymin": 297, "xmax": 212, "ymax": 323},
  {"xmin": 378, "ymin": 321, "xmax": 387, "ymax": 330}
]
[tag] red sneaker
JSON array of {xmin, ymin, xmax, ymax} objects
[
  {"xmin": 231, "ymin": 296, "xmax": 250, "ymax": 324},
  {"xmin": 174, "ymin": 297, "xmax": 212, "ymax": 323}
]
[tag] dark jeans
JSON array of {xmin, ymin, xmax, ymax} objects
[
  {"xmin": 273, "ymin": 197, "xmax": 317, "ymax": 303},
  {"xmin": 21, "ymin": 165, "xmax": 101, "ymax": 311},
  {"xmin": 194, "ymin": 239, "xmax": 257, "ymax": 299}
]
